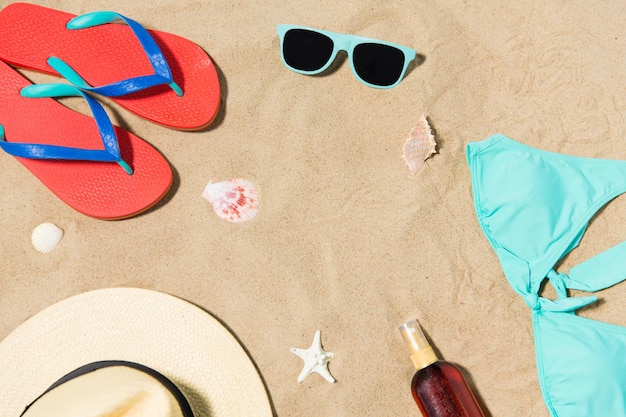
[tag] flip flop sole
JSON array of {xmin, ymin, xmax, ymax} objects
[
  {"xmin": 0, "ymin": 60, "xmax": 172, "ymax": 220},
  {"xmin": 0, "ymin": 3, "xmax": 220, "ymax": 131}
]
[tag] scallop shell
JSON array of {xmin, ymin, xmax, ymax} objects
[
  {"xmin": 402, "ymin": 114, "xmax": 437, "ymax": 175},
  {"xmin": 31, "ymin": 222, "xmax": 64, "ymax": 253},
  {"xmin": 202, "ymin": 179, "xmax": 259, "ymax": 223}
]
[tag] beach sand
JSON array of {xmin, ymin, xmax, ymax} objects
[{"xmin": 1, "ymin": 1, "xmax": 625, "ymax": 415}]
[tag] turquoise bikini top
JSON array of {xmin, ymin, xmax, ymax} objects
[{"xmin": 467, "ymin": 134, "xmax": 626, "ymax": 417}]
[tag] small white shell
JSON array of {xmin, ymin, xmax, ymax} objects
[
  {"xmin": 402, "ymin": 114, "xmax": 437, "ymax": 175},
  {"xmin": 202, "ymin": 179, "xmax": 259, "ymax": 223},
  {"xmin": 31, "ymin": 222, "xmax": 64, "ymax": 253}
]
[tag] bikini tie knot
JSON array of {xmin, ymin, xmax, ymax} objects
[
  {"xmin": 524, "ymin": 293, "xmax": 541, "ymax": 310},
  {"xmin": 524, "ymin": 270, "xmax": 597, "ymax": 312}
]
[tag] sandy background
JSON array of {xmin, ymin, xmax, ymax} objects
[{"xmin": 1, "ymin": 1, "xmax": 625, "ymax": 416}]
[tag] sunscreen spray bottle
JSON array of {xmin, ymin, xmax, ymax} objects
[{"xmin": 399, "ymin": 319, "xmax": 486, "ymax": 417}]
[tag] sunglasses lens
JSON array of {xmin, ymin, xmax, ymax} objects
[
  {"xmin": 353, "ymin": 43, "xmax": 406, "ymax": 87},
  {"xmin": 282, "ymin": 29, "xmax": 334, "ymax": 72}
]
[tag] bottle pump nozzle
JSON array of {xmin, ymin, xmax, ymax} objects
[{"xmin": 398, "ymin": 319, "xmax": 439, "ymax": 370}]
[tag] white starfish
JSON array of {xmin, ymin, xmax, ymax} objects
[{"xmin": 291, "ymin": 330, "xmax": 336, "ymax": 383}]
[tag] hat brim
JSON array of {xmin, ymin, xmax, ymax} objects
[{"xmin": 0, "ymin": 287, "xmax": 272, "ymax": 417}]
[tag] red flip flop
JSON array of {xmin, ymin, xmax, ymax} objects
[
  {"xmin": 0, "ymin": 60, "xmax": 172, "ymax": 220},
  {"xmin": 0, "ymin": 3, "xmax": 220, "ymax": 131}
]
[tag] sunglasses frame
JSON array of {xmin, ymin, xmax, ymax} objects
[{"xmin": 277, "ymin": 24, "xmax": 416, "ymax": 89}]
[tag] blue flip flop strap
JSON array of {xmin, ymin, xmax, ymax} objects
[
  {"xmin": 47, "ymin": 11, "xmax": 182, "ymax": 97},
  {"xmin": 0, "ymin": 84, "xmax": 133, "ymax": 175}
]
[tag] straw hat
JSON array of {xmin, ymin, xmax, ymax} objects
[{"xmin": 0, "ymin": 287, "xmax": 272, "ymax": 417}]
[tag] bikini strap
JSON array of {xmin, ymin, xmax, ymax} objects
[
  {"xmin": 562, "ymin": 241, "xmax": 626, "ymax": 292},
  {"xmin": 528, "ymin": 241, "xmax": 626, "ymax": 313},
  {"xmin": 494, "ymin": 246, "xmax": 597, "ymax": 313},
  {"xmin": 523, "ymin": 275, "xmax": 597, "ymax": 313}
]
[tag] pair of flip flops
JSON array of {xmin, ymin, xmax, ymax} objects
[{"xmin": 0, "ymin": 3, "xmax": 221, "ymax": 220}]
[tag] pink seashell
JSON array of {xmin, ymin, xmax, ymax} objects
[
  {"xmin": 202, "ymin": 179, "xmax": 259, "ymax": 222},
  {"xmin": 402, "ymin": 114, "xmax": 437, "ymax": 175}
]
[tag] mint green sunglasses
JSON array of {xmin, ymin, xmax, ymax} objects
[{"xmin": 277, "ymin": 24, "xmax": 416, "ymax": 89}]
